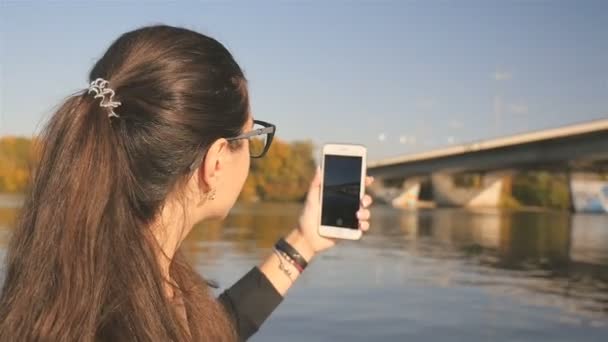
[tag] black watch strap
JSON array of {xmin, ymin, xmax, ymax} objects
[{"xmin": 275, "ymin": 238, "xmax": 308, "ymax": 271}]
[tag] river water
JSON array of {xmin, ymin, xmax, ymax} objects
[{"xmin": 1, "ymin": 203, "xmax": 607, "ymax": 341}]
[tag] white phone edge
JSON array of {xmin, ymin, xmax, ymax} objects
[{"xmin": 318, "ymin": 143, "xmax": 367, "ymax": 241}]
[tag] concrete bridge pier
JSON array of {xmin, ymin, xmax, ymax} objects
[
  {"xmin": 368, "ymin": 176, "xmax": 426, "ymax": 209},
  {"xmin": 431, "ymin": 171, "xmax": 512, "ymax": 208},
  {"xmin": 569, "ymin": 172, "xmax": 608, "ymax": 213},
  {"xmin": 390, "ymin": 178, "xmax": 422, "ymax": 209}
]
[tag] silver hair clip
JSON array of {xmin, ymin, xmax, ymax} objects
[{"xmin": 88, "ymin": 78, "xmax": 122, "ymax": 118}]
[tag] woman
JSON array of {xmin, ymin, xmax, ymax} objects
[{"xmin": 0, "ymin": 25, "xmax": 373, "ymax": 341}]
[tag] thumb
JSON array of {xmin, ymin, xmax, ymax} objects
[{"xmin": 306, "ymin": 166, "xmax": 322, "ymax": 203}]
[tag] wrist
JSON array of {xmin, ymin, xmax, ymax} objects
[{"xmin": 285, "ymin": 229, "xmax": 316, "ymax": 263}]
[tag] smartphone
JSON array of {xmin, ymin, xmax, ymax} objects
[{"xmin": 318, "ymin": 144, "xmax": 367, "ymax": 240}]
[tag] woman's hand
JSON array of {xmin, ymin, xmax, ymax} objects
[{"xmin": 285, "ymin": 167, "xmax": 374, "ymax": 262}]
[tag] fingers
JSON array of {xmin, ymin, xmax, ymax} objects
[
  {"xmin": 356, "ymin": 209, "xmax": 370, "ymax": 220},
  {"xmin": 365, "ymin": 176, "xmax": 374, "ymax": 187},
  {"xmin": 357, "ymin": 208, "xmax": 371, "ymax": 232},
  {"xmin": 360, "ymin": 194, "xmax": 373, "ymax": 208},
  {"xmin": 359, "ymin": 220, "xmax": 370, "ymax": 232}
]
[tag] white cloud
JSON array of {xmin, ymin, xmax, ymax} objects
[
  {"xmin": 493, "ymin": 70, "xmax": 512, "ymax": 81},
  {"xmin": 447, "ymin": 136, "xmax": 456, "ymax": 144},
  {"xmin": 399, "ymin": 135, "xmax": 407, "ymax": 144},
  {"xmin": 378, "ymin": 133, "xmax": 387, "ymax": 142},
  {"xmin": 509, "ymin": 103, "xmax": 529, "ymax": 115}
]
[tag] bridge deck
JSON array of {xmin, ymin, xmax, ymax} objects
[{"xmin": 368, "ymin": 118, "xmax": 608, "ymax": 178}]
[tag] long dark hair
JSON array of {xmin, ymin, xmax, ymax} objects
[{"xmin": 0, "ymin": 25, "xmax": 249, "ymax": 341}]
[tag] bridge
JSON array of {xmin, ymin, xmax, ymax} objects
[{"xmin": 367, "ymin": 118, "xmax": 608, "ymax": 212}]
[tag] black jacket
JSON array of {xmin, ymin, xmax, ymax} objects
[{"xmin": 218, "ymin": 267, "xmax": 283, "ymax": 341}]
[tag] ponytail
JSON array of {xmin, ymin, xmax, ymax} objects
[
  {"xmin": 1, "ymin": 24, "xmax": 244, "ymax": 341},
  {"xmin": 1, "ymin": 93, "xmax": 187, "ymax": 340}
]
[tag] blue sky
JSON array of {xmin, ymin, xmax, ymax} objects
[{"xmin": 1, "ymin": 0, "xmax": 606, "ymax": 160}]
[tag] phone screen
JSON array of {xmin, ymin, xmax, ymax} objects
[{"xmin": 321, "ymin": 154, "xmax": 362, "ymax": 229}]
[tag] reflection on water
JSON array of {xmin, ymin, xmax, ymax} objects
[{"xmin": 1, "ymin": 203, "xmax": 608, "ymax": 341}]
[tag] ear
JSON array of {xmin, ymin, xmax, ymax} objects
[{"xmin": 198, "ymin": 138, "xmax": 228, "ymax": 192}]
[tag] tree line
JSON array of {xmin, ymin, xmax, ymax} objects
[
  {"xmin": 0, "ymin": 136, "xmax": 315, "ymax": 202},
  {"xmin": 0, "ymin": 135, "xmax": 594, "ymax": 209}
]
